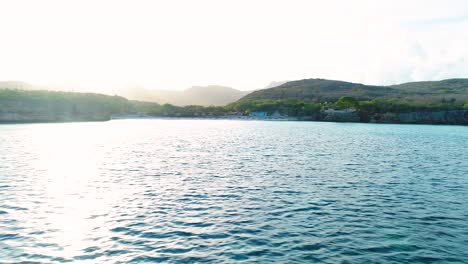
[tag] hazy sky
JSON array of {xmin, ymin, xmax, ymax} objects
[{"xmin": 1, "ymin": 0, "xmax": 468, "ymax": 91}]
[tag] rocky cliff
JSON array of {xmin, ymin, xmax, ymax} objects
[
  {"xmin": 315, "ymin": 110, "xmax": 468, "ymax": 125},
  {"xmin": 323, "ymin": 111, "xmax": 361, "ymax": 122},
  {"xmin": 370, "ymin": 110, "xmax": 468, "ymax": 125}
]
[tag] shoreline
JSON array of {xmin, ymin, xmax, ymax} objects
[
  {"xmin": 108, "ymin": 117, "xmax": 468, "ymax": 127},
  {"xmin": 1, "ymin": 119, "xmax": 467, "ymax": 126},
  {"xmin": 114, "ymin": 115, "xmax": 468, "ymax": 126},
  {"xmin": 1, "ymin": 112, "xmax": 467, "ymax": 126},
  {"xmin": 110, "ymin": 110, "xmax": 468, "ymax": 126}
]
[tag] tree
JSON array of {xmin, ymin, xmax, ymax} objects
[{"xmin": 335, "ymin": 96, "xmax": 359, "ymax": 109}]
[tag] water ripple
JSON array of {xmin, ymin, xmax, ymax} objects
[{"xmin": 0, "ymin": 120, "xmax": 467, "ymax": 263}]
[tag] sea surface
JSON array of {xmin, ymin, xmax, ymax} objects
[{"xmin": 0, "ymin": 120, "xmax": 467, "ymax": 263}]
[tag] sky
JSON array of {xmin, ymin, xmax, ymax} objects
[{"xmin": 0, "ymin": 0, "xmax": 468, "ymax": 91}]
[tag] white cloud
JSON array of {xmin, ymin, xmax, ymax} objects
[{"xmin": 0, "ymin": 0, "xmax": 467, "ymax": 91}]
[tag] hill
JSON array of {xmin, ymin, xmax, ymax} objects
[
  {"xmin": 240, "ymin": 78, "xmax": 468, "ymax": 103},
  {"xmin": 0, "ymin": 89, "xmax": 132, "ymax": 122}
]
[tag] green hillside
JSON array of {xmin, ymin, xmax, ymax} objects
[{"xmin": 241, "ymin": 78, "xmax": 468, "ymax": 103}]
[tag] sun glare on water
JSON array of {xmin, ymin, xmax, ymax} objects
[{"xmin": 18, "ymin": 123, "xmax": 131, "ymax": 259}]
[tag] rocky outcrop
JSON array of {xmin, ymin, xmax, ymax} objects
[
  {"xmin": 323, "ymin": 111, "xmax": 361, "ymax": 122},
  {"xmin": 370, "ymin": 110, "xmax": 468, "ymax": 125}
]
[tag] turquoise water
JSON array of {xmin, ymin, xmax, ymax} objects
[{"xmin": 0, "ymin": 120, "xmax": 467, "ymax": 263}]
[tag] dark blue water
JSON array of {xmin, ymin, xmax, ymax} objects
[{"xmin": 0, "ymin": 120, "xmax": 467, "ymax": 263}]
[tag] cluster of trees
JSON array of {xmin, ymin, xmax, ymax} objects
[
  {"xmin": 132, "ymin": 99, "xmax": 323, "ymax": 117},
  {"xmin": 132, "ymin": 101, "xmax": 227, "ymax": 117},
  {"xmin": 225, "ymin": 99, "xmax": 322, "ymax": 116}
]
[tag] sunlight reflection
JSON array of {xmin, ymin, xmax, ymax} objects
[{"xmin": 23, "ymin": 123, "xmax": 125, "ymax": 259}]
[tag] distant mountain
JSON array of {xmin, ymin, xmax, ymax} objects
[
  {"xmin": 1, "ymin": 81, "xmax": 252, "ymax": 106},
  {"xmin": 115, "ymin": 85, "xmax": 251, "ymax": 106},
  {"xmin": 240, "ymin": 78, "xmax": 468, "ymax": 103}
]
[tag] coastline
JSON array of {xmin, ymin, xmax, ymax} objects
[{"xmin": 1, "ymin": 110, "xmax": 467, "ymax": 126}]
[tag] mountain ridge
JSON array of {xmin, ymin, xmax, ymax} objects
[{"xmin": 114, "ymin": 85, "xmax": 251, "ymax": 106}]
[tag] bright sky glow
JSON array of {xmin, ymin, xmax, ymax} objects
[{"xmin": 1, "ymin": 0, "xmax": 468, "ymax": 91}]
